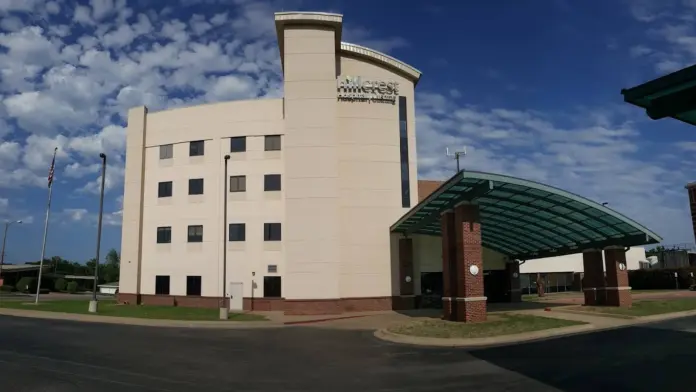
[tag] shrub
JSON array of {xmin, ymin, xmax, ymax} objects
[
  {"xmin": 66, "ymin": 281, "xmax": 78, "ymax": 294},
  {"xmin": 0, "ymin": 285, "xmax": 13, "ymax": 292},
  {"xmin": 628, "ymin": 267, "xmax": 696, "ymax": 290},
  {"xmin": 15, "ymin": 277, "xmax": 37, "ymax": 293},
  {"xmin": 54, "ymin": 278, "xmax": 67, "ymax": 292}
]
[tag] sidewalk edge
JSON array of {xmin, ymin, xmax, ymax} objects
[
  {"xmin": 0, "ymin": 308, "xmax": 283, "ymax": 329},
  {"xmin": 374, "ymin": 324, "xmax": 597, "ymax": 348}
]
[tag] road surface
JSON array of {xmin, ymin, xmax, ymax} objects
[{"xmin": 1, "ymin": 314, "xmax": 695, "ymax": 391}]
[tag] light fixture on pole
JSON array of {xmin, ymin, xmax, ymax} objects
[
  {"xmin": 446, "ymin": 146, "xmax": 467, "ymax": 173},
  {"xmin": 88, "ymin": 153, "xmax": 107, "ymax": 313},
  {"xmin": 220, "ymin": 154, "xmax": 230, "ymax": 320},
  {"xmin": 0, "ymin": 220, "xmax": 22, "ymax": 286}
]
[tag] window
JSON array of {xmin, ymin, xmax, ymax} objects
[
  {"xmin": 188, "ymin": 178, "xmax": 204, "ymax": 195},
  {"xmin": 263, "ymin": 276, "xmax": 281, "ymax": 297},
  {"xmin": 158, "ymin": 181, "xmax": 173, "ymax": 198},
  {"xmin": 229, "ymin": 175, "xmax": 246, "ymax": 192},
  {"xmin": 156, "ymin": 227, "xmax": 171, "ymax": 244},
  {"xmin": 264, "ymin": 135, "xmax": 281, "ymax": 151},
  {"xmin": 188, "ymin": 225, "xmax": 203, "ymax": 242},
  {"xmin": 229, "ymin": 223, "xmax": 245, "ymax": 241},
  {"xmin": 155, "ymin": 276, "xmax": 170, "ymax": 295},
  {"xmin": 189, "ymin": 140, "xmax": 205, "ymax": 156},
  {"xmin": 160, "ymin": 144, "xmax": 173, "ymax": 159},
  {"xmin": 230, "ymin": 137, "xmax": 246, "ymax": 152},
  {"xmin": 264, "ymin": 174, "xmax": 281, "ymax": 191},
  {"xmin": 398, "ymin": 96, "xmax": 411, "ymax": 208},
  {"xmin": 267, "ymin": 265, "xmax": 278, "ymax": 273},
  {"xmin": 264, "ymin": 223, "xmax": 281, "ymax": 241},
  {"xmin": 186, "ymin": 276, "xmax": 202, "ymax": 296}
]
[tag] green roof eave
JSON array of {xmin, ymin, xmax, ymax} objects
[
  {"xmin": 391, "ymin": 170, "xmax": 663, "ymax": 260},
  {"xmin": 622, "ymin": 63, "xmax": 696, "ymax": 127}
]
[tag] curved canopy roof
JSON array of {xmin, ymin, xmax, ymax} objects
[{"xmin": 391, "ymin": 171, "xmax": 662, "ymax": 260}]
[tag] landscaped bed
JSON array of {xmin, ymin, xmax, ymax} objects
[
  {"xmin": 387, "ymin": 314, "xmax": 586, "ymax": 339},
  {"xmin": 578, "ymin": 298, "xmax": 696, "ymax": 317},
  {"xmin": 0, "ymin": 300, "xmax": 267, "ymax": 321}
]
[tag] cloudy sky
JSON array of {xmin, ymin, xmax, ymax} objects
[{"xmin": 0, "ymin": 0, "xmax": 694, "ymax": 263}]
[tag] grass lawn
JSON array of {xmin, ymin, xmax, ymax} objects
[
  {"xmin": 0, "ymin": 300, "xmax": 267, "ymax": 321},
  {"xmin": 579, "ymin": 298, "xmax": 696, "ymax": 317},
  {"xmin": 387, "ymin": 314, "xmax": 586, "ymax": 339}
]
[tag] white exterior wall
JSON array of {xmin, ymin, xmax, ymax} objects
[
  {"xmin": 122, "ymin": 99, "xmax": 286, "ymax": 299},
  {"xmin": 118, "ymin": 12, "xmax": 420, "ymax": 303},
  {"xmin": 519, "ymin": 247, "xmax": 647, "ymax": 274}
]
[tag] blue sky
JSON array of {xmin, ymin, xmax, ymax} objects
[{"xmin": 0, "ymin": 0, "xmax": 695, "ymax": 263}]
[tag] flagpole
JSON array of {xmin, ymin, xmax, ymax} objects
[{"xmin": 35, "ymin": 147, "xmax": 57, "ymax": 304}]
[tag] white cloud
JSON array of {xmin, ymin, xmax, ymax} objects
[{"xmin": 415, "ymin": 91, "xmax": 692, "ymax": 244}]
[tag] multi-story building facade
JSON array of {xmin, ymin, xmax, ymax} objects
[{"xmin": 118, "ymin": 11, "xmax": 421, "ymax": 314}]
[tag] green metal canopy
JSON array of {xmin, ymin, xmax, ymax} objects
[
  {"xmin": 622, "ymin": 63, "xmax": 696, "ymax": 126},
  {"xmin": 391, "ymin": 170, "xmax": 662, "ymax": 260}
]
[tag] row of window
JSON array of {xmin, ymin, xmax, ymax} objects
[
  {"xmin": 158, "ymin": 175, "xmax": 281, "ymax": 197},
  {"xmin": 156, "ymin": 223, "xmax": 282, "ymax": 243},
  {"xmin": 159, "ymin": 135, "xmax": 282, "ymax": 160},
  {"xmin": 154, "ymin": 275, "xmax": 282, "ymax": 298}
]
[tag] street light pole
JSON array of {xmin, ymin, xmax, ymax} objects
[
  {"xmin": 220, "ymin": 154, "xmax": 230, "ymax": 320},
  {"xmin": 0, "ymin": 220, "xmax": 22, "ymax": 286},
  {"xmin": 88, "ymin": 153, "xmax": 107, "ymax": 313}
]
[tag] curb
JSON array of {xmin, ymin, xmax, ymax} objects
[
  {"xmin": 373, "ymin": 324, "xmax": 596, "ymax": 348},
  {"xmin": 0, "ymin": 308, "xmax": 283, "ymax": 329}
]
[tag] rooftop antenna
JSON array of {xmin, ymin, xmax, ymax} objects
[{"xmin": 446, "ymin": 146, "xmax": 467, "ymax": 173}]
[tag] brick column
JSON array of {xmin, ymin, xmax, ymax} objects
[
  {"xmin": 441, "ymin": 210, "xmax": 457, "ymax": 320},
  {"xmin": 582, "ymin": 249, "xmax": 605, "ymax": 306},
  {"xmin": 396, "ymin": 237, "xmax": 415, "ymax": 309},
  {"xmin": 604, "ymin": 246, "xmax": 632, "ymax": 307},
  {"xmin": 447, "ymin": 203, "xmax": 486, "ymax": 322},
  {"xmin": 506, "ymin": 260, "xmax": 522, "ymax": 302}
]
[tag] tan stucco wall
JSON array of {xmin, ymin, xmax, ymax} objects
[{"xmin": 119, "ymin": 12, "xmax": 421, "ymax": 302}]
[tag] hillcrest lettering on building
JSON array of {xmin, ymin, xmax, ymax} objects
[{"xmin": 337, "ymin": 76, "xmax": 399, "ymax": 104}]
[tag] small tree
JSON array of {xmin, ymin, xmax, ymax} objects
[
  {"xmin": 54, "ymin": 278, "xmax": 67, "ymax": 292},
  {"xmin": 66, "ymin": 281, "xmax": 78, "ymax": 294}
]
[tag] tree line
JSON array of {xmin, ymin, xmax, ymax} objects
[{"xmin": 27, "ymin": 248, "xmax": 120, "ymax": 285}]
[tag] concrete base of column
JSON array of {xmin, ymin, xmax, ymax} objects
[
  {"xmin": 442, "ymin": 297, "xmax": 487, "ymax": 323},
  {"xmin": 605, "ymin": 287, "xmax": 632, "ymax": 307}
]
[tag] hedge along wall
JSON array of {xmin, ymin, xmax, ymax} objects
[{"xmin": 628, "ymin": 268, "xmax": 696, "ymax": 290}]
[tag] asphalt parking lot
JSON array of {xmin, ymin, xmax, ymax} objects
[{"xmin": 1, "ymin": 315, "xmax": 696, "ymax": 391}]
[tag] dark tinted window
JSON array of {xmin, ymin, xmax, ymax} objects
[
  {"xmin": 398, "ymin": 96, "xmax": 410, "ymax": 208},
  {"xmin": 186, "ymin": 276, "xmax": 202, "ymax": 296},
  {"xmin": 230, "ymin": 137, "xmax": 246, "ymax": 153},
  {"xmin": 188, "ymin": 225, "xmax": 203, "ymax": 242},
  {"xmin": 230, "ymin": 176, "xmax": 246, "ymax": 192},
  {"xmin": 156, "ymin": 227, "xmax": 171, "ymax": 243},
  {"xmin": 160, "ymin": 144, "xmax": 173, "ymax": 159},
  {"xmin": 265, "ymin": 135, "xmax": 281, "ymax": 151},
  {"xmin": 264, "ymin": 174, "xmax": 281, "ymax": 191},
  {"xmin": 155, "ymin": 276, "xmax": 170, "ymax": 295},
  {"xmin": 264, "ymin": 223, "xmax": 281, "ymax": 241},
  {"xmin": 264, "ymin": 276, "xmax": 281, "ymax": 297},
  {"xmin": 229, "ymin": 223, "xmax": 245, "ymax": 241},
  {"xmin": 158, "ymin": 181, "xmax": 172, "ymax": 198},
  {"xmin": 188, "ymin": 178, "xmax": 204, "ymax": 195},
  {"xmin": 189, "ymin": 140, "xmax": 205, "ymax": 156}
]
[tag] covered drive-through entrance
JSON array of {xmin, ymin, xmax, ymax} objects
[{"xmin": 391, "ymin": 170, "xmax": 662, "ymax": 323}]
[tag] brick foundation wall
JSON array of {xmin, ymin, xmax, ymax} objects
[
  {"xmin": 244, "ymin": 298, "xmax": 285, "ymax": 311},
  {"xmin": 118, "ymin": 293, "xmax": 417, "ymax": 315}
]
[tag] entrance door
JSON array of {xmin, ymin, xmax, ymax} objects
[{"xmin": 228, "ymin": 282, "xmax": 243, "ymax": 311}]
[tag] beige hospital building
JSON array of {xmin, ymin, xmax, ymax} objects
[{"xmin": 118, "ymin": 12, "xmax": 660, "ymax": 321}]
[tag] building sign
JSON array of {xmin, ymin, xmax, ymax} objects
[{"xmin": 337, "ymin": 76, "xmax": 399, "ymax": 104}]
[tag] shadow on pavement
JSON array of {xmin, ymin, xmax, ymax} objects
[{"xmin": 469, "ymin": 323, "xmax": 696, "ymax": 391}]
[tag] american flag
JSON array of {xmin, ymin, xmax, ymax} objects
[{"xmin": 48, "ymin": 148, "xmax": 57, "ymax": 188}]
